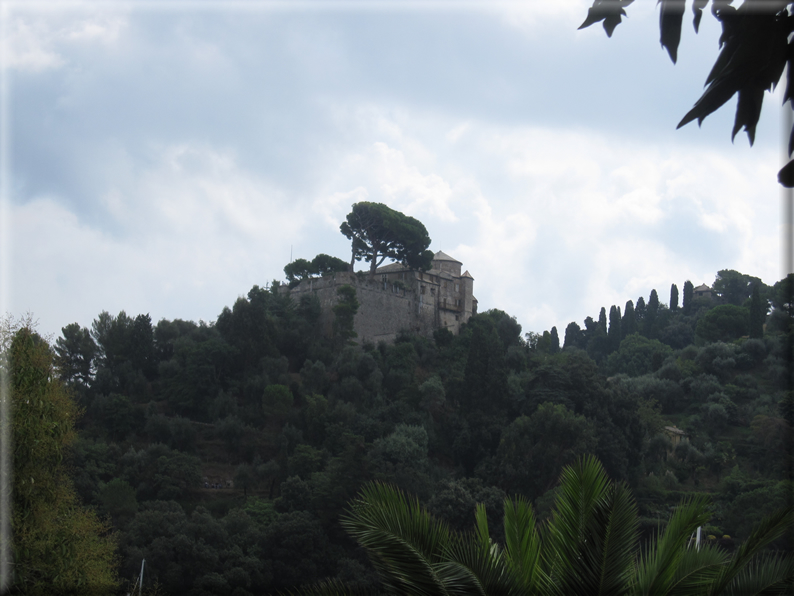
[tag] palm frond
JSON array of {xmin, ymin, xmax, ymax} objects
[
  {"xmin": 707, "ymin": 504, "xmax": 794, "ymax": 596},
  {"xmin": 665, "ymin": 543, "xmax": 727, "ymax": 596},
  {"xmin": 631, "ymin": 495, "xmax": 711, "ymax": 596},
  {"xmin": 474, "ymin": 502, "xmax": 494, "ymax": 556},
  {"xmin": 502, "ymin": 496, "xmax": 550, "ymax": 594},
  {"xmin": 593, "ymin": 481, "xmax": 640, "ymax": 596},
  {"xmin": 286, "ymin": 577, "xmax": 361, "ymax": 596},
  {"xmin": 341, "ymin": 481, "xmax": 454, "ymax": 596},
  {"xmin": 442, "ymin": 536, "xmax": 511, "ymax": 596},
  {"xmin": 721, "ymin": 552, "xmax": 794, "ymax": 596},
  {"xmin": 545, "ymin": 455, "xmax": 639, "ymax": 596},
  {"xmin": 546, "ymin": 454, "xmax": 611, "ymax": 586}
]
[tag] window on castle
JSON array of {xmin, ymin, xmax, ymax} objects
[
  {"xmin": 455, "ymin": 283, "xmax": 460, "ymax": 292},
  {"xmin": 420, "ymin": 285, "xmax": 425, "ymax": 294},
  {"xmin": 430, "ymin": 288, "xmax": 435, "ymax": 296}
]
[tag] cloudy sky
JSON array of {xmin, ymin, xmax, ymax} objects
[{"xmin": 1, "ymin": 0, "xmax": 787, "ymax": 342}]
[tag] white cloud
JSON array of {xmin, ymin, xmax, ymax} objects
[
  {"xmin": 446, "ymin": 122, "xmax": 470, "ymax": 144},
  {"xmin": 407, "ymin": 121, "xmax": 779, "ymax": 332},
  {"xmin": 5, "ymin": 6, "xmax": 783, "ymax": 342},
  {"xmin": 4, "ymin": 18, "xmax": 65, "ymax": 72},
  {"xmin": 317, "ymin": 109, "xmax": 460, "ymax": 223},
  {"xmin": 314, "ymin": 187, "xmax": 369, "ymax": 231},
  {"xmin": 369, "ymin": 142, "xmax": 457, "ymax": 222},
  {"xmin": 302, "ymin": 106, "xmax": 780, "ymax": 333},
  {"xmin": 497, "ymin": 0, "xmax": 593, "ymax": 33},
  {"xmin": 10, "ymin": 143, "xmax": 307, "ymax": 334},
  {"xmin": 3, "ymin": 10, "xmax": 126, "ymax": 72}
]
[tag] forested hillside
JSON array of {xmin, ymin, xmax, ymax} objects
[{"xmin": 48, "ymin": 268, "xmax": 792, "ymax": 594}]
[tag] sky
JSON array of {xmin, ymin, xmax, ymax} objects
[{"xmin": 0, "ymin": 0, "xmax": 788, "ymax": 342}]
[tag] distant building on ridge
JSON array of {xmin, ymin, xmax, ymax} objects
[
  {"xmin": 693, "ymin": 284, "xmax": 713, "ymax": 300},
  {"xmin": 283, "ymin": 250, "xmax": 477, "ymax": 344}
]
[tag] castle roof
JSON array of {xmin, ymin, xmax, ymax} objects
[
  {"xmin": 433, "ymin": 250, "xmax": 461, "ymax": 264},
  {"xmin": 461, "ymin": 270, "xmax": 474, "ymax": 280},
  {"xmin": 377, "ymin": 262, "xmax": 405, "ymax": 273},
  {"xmin": 424, "ymin": 268, "xmax": 455, "ymax": 280},
  {"xmin": 694, "ymin": 284, "xmax": 711, "ymax": 292}
]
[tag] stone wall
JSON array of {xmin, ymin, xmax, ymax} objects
[
  {"xmin": 285, "ymin": 272, "xmax": 440, "ymax": 344},
  {"xmin": 283, "ymin": 252, "xmax": 475, "ymax": 344}
]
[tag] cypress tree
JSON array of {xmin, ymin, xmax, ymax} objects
[
  {"xmin": 635, "ymin": 297, "xmax": 646, "ymax": 331},
  {"xmin": 598, "ymin": 307, "xmax": 607, "ymax": 335},
  {"xmin": 749, "ymin": 285, "xmax": 765, "ymax": 338},
  {"xmin": 646, "ymin": 290, "xmax": 659, "ymax": 337},
  {"xmin": 670, "ymin": 283, "xmax": 679, "ymax": 311},
  {"xmin": 563, "ymin": 321, "xmax": 583, "ymax": 349},
  {"xmin": 622, "ymin": 300, "xmax": 637, "ymax": 337},
  {"xmin": 647, "ymin": 289, "xmax": 659, "ymax": 317},
  {"xmin": 683, "ymin": 280, "xmax": 694, "ymax": 315},
  {"xmin": 550, "ymin": 326, "xmax": 560, "ymax": 353},
  {"xmin": 607, "ymin": 305, "xmax": 622, "ymax": 353}
]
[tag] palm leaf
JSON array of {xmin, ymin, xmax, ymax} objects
[
  {"xmin": 288, "ymin": 577, "xmax": 361, "ymax": 596},
  {"xmin": 502, "ymin": 496, "xmax": 550, "ymax": 595},
  {"xmin": 341, "ymin": 481, "xmax": 454, "ymax": 596},
  {"xmin": 706, "ymin": 504, "xmax": 794, "ymax": 596},
  {"xmin": 721, "ymin": 552, "xmax": 794, "ymax": 596},
  {"xmin": 659, "ymin": 0, "xmax": 686, "ymax": 64},
  {"xmin": 665, "ymin": 544, "xmax": 727, "ymax": 596},
  {"xmin": 545, "ymin": 455, "xmax": 638, "ymax": 596},
  {"xmin": 631, "ymin": 495, "xmax": 711, "ymax": 596},
  {"xmin": 593, "ymin": 481, "xmax": 641, "ymax": 595},
  {"xmin": 442, "ymin": 536, "xmax": 511, "ymax": 596}
]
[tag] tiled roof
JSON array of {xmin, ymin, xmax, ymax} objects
[
  {"xmin": 376, "ymin": 262, "xmax": 407, "ymax": 273},
  {"xmin": 433, "ymin": 250, "xmax": 461, "ymax": 263}
]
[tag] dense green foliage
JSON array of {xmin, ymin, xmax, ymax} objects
[
  {"xmin": 331, "ymin": 457, "xmax": 793, "ymax": 596},
  {"xmin": 48, "ymin": 268, "xmax": 792, "ymax": 593},
  {"xmin": 340, "ymin": 202, "xmax": 434, "ymax": 275},
  {"xmin": 284, "ymin": 254, "xmax": 350, "ymax": 288},
  {"xmin": 8, "ymin": 328, "xmax": 118, "ymax": 594}
]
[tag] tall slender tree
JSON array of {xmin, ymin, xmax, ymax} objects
[
  {"xmin": 598, "ymin": 307, "xmax": 607, "ymax": 335},
  {"xmin": 563, "ymin": 321, "xmax": 583, "ymax": 350},
  {"xmin": 670, "ymin": 283, "xmax": 679, "ymax": 311},
  {"xmin": 750, "ymin": 284, "xmax": 766, "ymax": 339},
  {"xmin": 635, "ymin": 296, "xmax": 646, "ymax": 331},
  {"xmin": 332, "ymin": 285, "xmax": 359, "ymax": 347},
  {"xmin": 608, "ymin": 305, "xmax": 622, "ymax": 353},
  {"xmin": 622, "ymin": 300, "xmax": 637, "ymax": 337},
  {"xmin": 550, "ymin": 326, "xmax": 560, "ymax": 354},
  {"xmin": 8, "ymin": 328, "xmax": 119, "ymax": 593},
  {"xmin": 683, "ymin": 280, "xmax": 694, "ymax": 315},
  {"xmin": 646, "ymin": 289, "xmax": 659, "ymax": 338}
]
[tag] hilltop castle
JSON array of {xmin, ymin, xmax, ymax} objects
[{"xmin": 284, "ymin": 251, "xmax": 477, "ymax": 344}]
